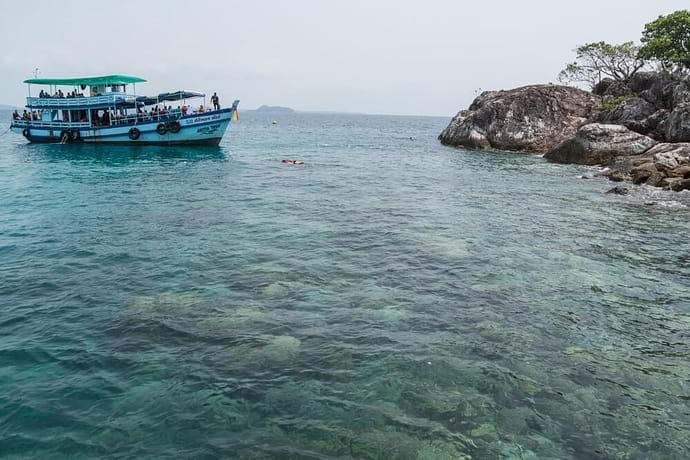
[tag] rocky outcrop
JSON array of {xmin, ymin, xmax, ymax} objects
[
  {"xmin": 591, "ymin": 73, "xmax": 690, "ymax": 142},
  {"xmin": 592, "ymin": 97, "xmax": 657, "ymax": 135},
  {"xmin": 439, "ymin": 71, "xmax": 690, "ymax": 190},
  {"xmin": 667, "ymin": 103, "xmax": 690, "ymax": 142},
  {"xmin": 438, "ymin": 85, "xmax": 598, "ymax": 153},
  {"xmin": 600, "ymin": 142, "xmax": 690, "ymax": 190},
  {"xmin": 544, "ymin": 124, "xmax": 657, "ymax": 165}
]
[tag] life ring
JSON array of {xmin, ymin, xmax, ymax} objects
[
  {"xmin": 156, "ymin": 123, "xmax": 167, "ymax": 135},
  {"xmin": 128, "ymin": 127, "xmax": 141, "ymax": 140},
  {"xmin": 69, "ymin": 130, "xmax": 80, "ymax": 141},
  {"xmin": 168, "ymin": 121, "xmax": 181, "ymax": 133},
  {"xmin": 22, "ymin": 128, "xmax": 30, "ymax": 138}
]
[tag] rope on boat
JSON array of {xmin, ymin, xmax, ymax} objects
[{"xmin": 0, "ymin": 124, "xmax": 12, "ymax": 137}]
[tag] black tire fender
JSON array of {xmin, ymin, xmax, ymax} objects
[
  {"xmin": 22, "ymin": 128, "xmax": 30, "ymax": 138},
  {"xmin": 168, "ymin": 121, "xmax": 181, "ymax": 133},
  {"xmin": 156, "ymin": 123, "xmax": 167, "ymax": 135},
  {"xmin": 128, "ymin": 127, "xmax": 141, "ymax": 140}
]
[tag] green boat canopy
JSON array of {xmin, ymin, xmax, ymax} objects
[{"xmin": 23, "ymin": 75, "xmax": 147, "ymax": 86}]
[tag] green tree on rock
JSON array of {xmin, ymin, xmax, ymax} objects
[
  {"xmin": 558, "ymin": 41, "xmax": 647, "ymax": 89},
  {"xmin": 639, "ymin": 10, "xmax": 690, "ymax": 71}
]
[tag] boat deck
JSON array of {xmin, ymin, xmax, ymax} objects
[
  {"xmin": 11, "ymin": 110, "xmax": 194, "ymax": 130},
  {"xmin": 25, "ymin": 94, "xmax": 137, "ymax": 109}
]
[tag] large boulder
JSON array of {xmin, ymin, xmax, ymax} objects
[
  {"xmin": 645, "ymin": 142, "xmax": 690, "ymax": 170},
  {"xmin": 544, "ymin": 123, "xmax": 657, "ymax": 165},
  {"xmin": 603, "ymin": 80, "xmax": 631, "ymax": 98},
  {"xmin": 438, "ymin": 85, "xmax": 598, "ymax": 153},
  {"xmin": 666, "ymin": 103, "xmax": 690, "ymax": 142},
  {"xmin": 672, "ymin": 81, "xmax": 690, "ymax": 106},
  {"xmin": 629, "ymin": 72, "xmax": 658, "ymax": 93},
  {"xmin": 593, "ymin": 97, "xmax": 656, "ymax": 134},
  {"xmin": 639, "ymin": 72, "xmax": 685, "ymax": 109},
  {"xmin": 601, "ymin": 142, "xmax": 690, "ymax": 187},
  {"xmin": 630, "ymin": 162, "xmax": 664, "ymax": 186},
  {"xmin": 593, "ymin": 78, "xmax": 615, "ymax": 96}
]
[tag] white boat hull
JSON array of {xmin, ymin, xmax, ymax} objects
[{"xmin": 11, "ymin": 108, "xmax": 233, "ymax": 146}]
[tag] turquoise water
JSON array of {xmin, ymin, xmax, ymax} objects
[{"xmin": 1, "ymin": 111, "xmax": 689, "ymax": 459}]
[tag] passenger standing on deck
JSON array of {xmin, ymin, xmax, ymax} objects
[{"xmin": 211, "ymin": 92, "xmax": 220, "ymax": 110}]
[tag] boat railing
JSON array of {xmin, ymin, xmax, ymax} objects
[
  {"xmin": 26, "ymin": 94, "xmax": 134, "ymax": 109},
  {"xmin": 11, "ymin": 119, "xmax": 91, "ymax": 129},
  {"xmin": 114, "ymin": 110, "xmax": 182, "ymax": 126},
  {"xmin": 11, "ymin": 108, "xmax": 223, "ymax": 129}
]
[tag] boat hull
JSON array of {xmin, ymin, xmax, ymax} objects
[{"xmin": 11, "ymin": 108, "xmax": 232, "ymax": 146}]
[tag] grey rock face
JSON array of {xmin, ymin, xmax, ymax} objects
[
  {"xmin": 438, "ymin": 85, "xmax": 598, "ymax": 153},
  {"xmin": 666, "ymin": 103, "xmax": 690, "ymax": 142},
  {"xmin": 629, "ymin": 72, "xmax": 658, "ymax": 94},
  {"xmin": 593, "ymin": 97, "xmax": 656, "ymax": 135},
  {"xmin": 601, "ymin": 142, "xmax": 690, "ymax": 187},
  {"xmin": 544, "ymin": 123, "xmax": 657, "ymax": 165}
]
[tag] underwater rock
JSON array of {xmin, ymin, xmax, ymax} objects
[
  {"xmin": 470, "ymin": 422, "xmax": 500, "ymax": 442},
  {"xmin": 131, "ymin": 292, "xmax": 202, "ymax": 313},
  {"xmin": 197, "ymin": 303, "xmax": 268, "ymax": 328},
  {"xmin": 260, "ymin": 281, "xmax": 292, "ymax": 297},
  {"xmin": 263, "ymin": 335, "xmax": 301, "ymax": 361},
  {"xmin": 416, "ymin": 440, "xmax": 471, "ymax": 460}
]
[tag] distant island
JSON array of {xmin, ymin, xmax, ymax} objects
[{"xmin": 254, "ymin": 105, "xmax": 295, "ymax": 114}]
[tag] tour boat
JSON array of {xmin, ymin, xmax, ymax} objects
[{"xmin": 10, "ymin": 75, "xmax": 239, "ymax": 145}]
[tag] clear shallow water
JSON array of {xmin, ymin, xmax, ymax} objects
[{"xmin": 0, "ymin": 111, "xmax": 689, "ymax": 459}]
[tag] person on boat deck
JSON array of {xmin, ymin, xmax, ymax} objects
[
  {"xmin": 198, "ymin": 105, "xmax": 205, "ymax": 113},
  {"xmin": 181, "ymin": 105, "xmax": 188, "ymax": 115},
  {"xmin": 12, "ymin": 110, "xmax": 20, "ymax": 120},
  {"xmin": 211, "ymin": 92, "xmax": 220, "ymax": 110},
  {"xmin": 39, "ymin": 89, "xmax": 46, "ymax": 98}
]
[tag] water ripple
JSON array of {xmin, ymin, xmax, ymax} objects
[{"xmin": 1, "ymin": 112, "xmax": 689, "ymax": 458}]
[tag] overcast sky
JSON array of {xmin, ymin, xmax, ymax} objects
[{"xmin": 1, "ymin": 0, "xmax": 687, "ymax": 116}]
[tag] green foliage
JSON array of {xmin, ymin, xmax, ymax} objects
[
  {"xmin": 639, "ymin": 10, "xmax": 690, "ymax": 70},
  {"xmin": 593, "ymin": 95, "xmax": 633, "ymax": 111},
  {"xmin": 558, "ymin": 41, "xmax": 647, "ymax": 88}
]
